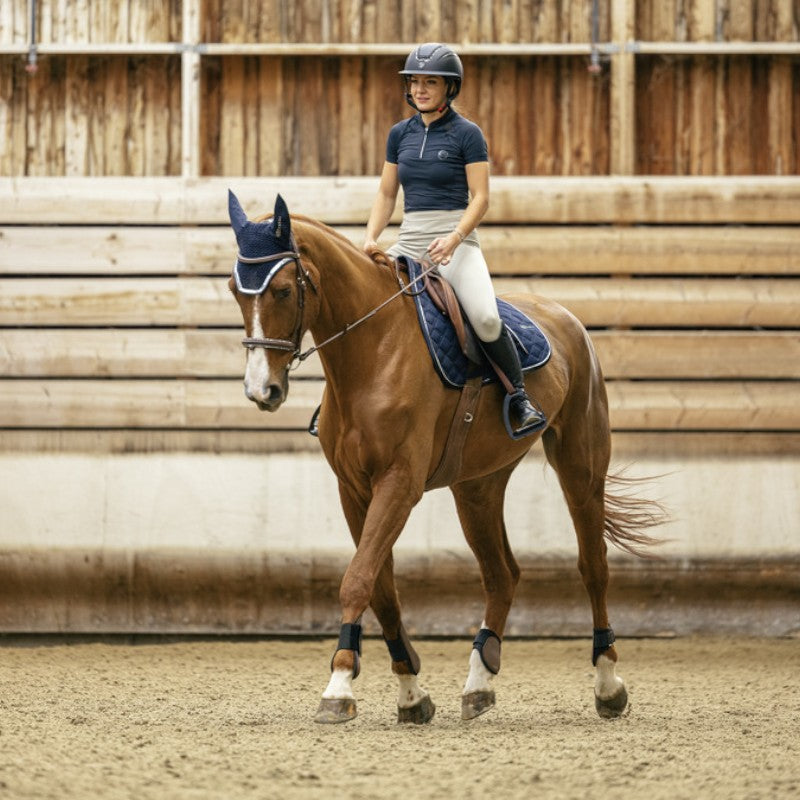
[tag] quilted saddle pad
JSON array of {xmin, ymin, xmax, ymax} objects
[{"xmin": 402, "ymin": 256, "xmax": 552, "ymax": 390}]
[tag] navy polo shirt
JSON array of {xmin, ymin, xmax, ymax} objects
[{"xmin": 386, "ymin": 110, "xmax": 489, "ymax": 212}]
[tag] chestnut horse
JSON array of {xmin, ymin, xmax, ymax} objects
[{"xmin": 228, "ymin": 192, "xmax": 662, "ymax": 725}]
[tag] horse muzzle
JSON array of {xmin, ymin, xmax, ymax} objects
[
  {"xmin": 243, "ymin": 356, "xmax": 289, "ymax": 411},
  {"xmin": 245, "ymin": 381, "xmax": 285, "ymax": 411}
]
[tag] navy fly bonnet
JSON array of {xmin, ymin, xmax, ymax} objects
[{"xmin": 229, "ymin": 191, "xmax": 297, "ymax": 295}]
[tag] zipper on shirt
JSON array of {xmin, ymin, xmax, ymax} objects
[{"xmin": 419, "ymin": 127, "xmax": 429, "ymax": 158}]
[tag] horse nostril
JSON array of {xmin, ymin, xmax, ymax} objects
[{"xmin": 267, "ymin": 384, "xmax": 283, "ymax": 404}]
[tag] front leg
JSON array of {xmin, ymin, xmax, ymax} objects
[{"xmin": 314, "ymin": 469, "xmax": 425, "ymax": 724}]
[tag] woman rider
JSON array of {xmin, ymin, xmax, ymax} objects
[{"xmin": 363, "ymin": 42, "xmax": 546, "ymax": 436}]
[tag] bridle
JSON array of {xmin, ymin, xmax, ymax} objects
[
  {"xmin": 237, "ymin": 244, "xmax": 441, "ymax": 368},
  {"xmin": 238, "ymin": 237, "xmax": 316, "ymax": 363}
]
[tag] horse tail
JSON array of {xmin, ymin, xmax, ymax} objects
[{"xmin": 603, "ymin": 471, "xmax": 670, "ymax": 558}]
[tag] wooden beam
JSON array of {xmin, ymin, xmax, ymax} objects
[
  {"xmin": 1, "ymin": 429, "xmax": 797, "ymax": 456},
  {"xmin": 181, "ymin": 0, "xmax": 201, "ymax": 178},
  {"xmin": 2, "ymin": 276, "xmax": 797, "ymax": 328},
  {"xmin": 629, "ymin": 41, "xmax": 800, "ymax": 55},
  {"xmin": 4, "ymin": 224, "xmax": 800, "ymax": 276},
  {"xmin": 0, "ymin": 379, "xmax": 796, "ymax": 431},
  {"xmin": 3, "ymin": 330, "xmax": 798, "ymax": 380},
  {"xmin": 605, "ymin": 380, "xmax": 799, "ymax": 430},
  {"xmin": 3, "ymin": 176, "xmax": 800, "ymax": 224},
  {"xmin": 610, "ymin": 0, "xmax": 635, "ymax": 174}
]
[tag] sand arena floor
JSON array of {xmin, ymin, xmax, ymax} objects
[{"xmin": 0, "ymin": 635, "xmax": 798, "ymax": 799}]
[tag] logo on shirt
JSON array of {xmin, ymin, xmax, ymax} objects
[{"xmin": 437, "ymin": 150, "xmax": 449, "ymax": 160}]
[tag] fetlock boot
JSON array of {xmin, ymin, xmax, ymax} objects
[{"xmin": 481, "ymin": 323, "xmax": 547, "ymax": 435}]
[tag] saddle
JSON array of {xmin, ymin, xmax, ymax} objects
[
  {"xmin": 396, "ymin": 255, "xmax": 552, "ymax": 488},
  {"xmin": 418, "ymin": 268, "xmax": 484, "ymax": 366},
  {"xmin": 398, "ymin": 255, "xmax": 551, "ymax": 390}
]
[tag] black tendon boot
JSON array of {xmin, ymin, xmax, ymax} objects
[{"xmin": 481, "ymin": 323, "xmax": 547, "ymax": 436}]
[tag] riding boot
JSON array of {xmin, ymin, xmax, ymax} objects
[{"xmin": 481, "ymin": 323, "xmax": 547, "ymax": 434}]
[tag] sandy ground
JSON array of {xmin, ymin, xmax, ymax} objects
[{"xmin": 0, "ymin": 636, "xmax": 798, "ymax": 800}]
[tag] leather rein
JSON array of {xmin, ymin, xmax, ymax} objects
[{"xmin": 238, "ymin": 246, "xmax": 440, "ymax": 368}]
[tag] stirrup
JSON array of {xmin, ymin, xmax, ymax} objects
[
  {"xmin": 502, "ymin": 392, "xmax": 547, "ymax": 440},
  {"xmin": 308, "ymin": 405, "xmax": 321, "ymax": 437}
]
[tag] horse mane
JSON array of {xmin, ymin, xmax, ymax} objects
[{"xmin": 292, "ymin": 214, "xmax": 396, "ymax": 278}]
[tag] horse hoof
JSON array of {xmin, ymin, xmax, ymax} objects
[
  {"xmin": 595, "ymin": 686, "xmax": 628, "ymax": 719},
  {"xmin": 314, "ymin": 697, "xmax": 357, "ymax": 724},
  {"xmin": 461, "ymin": 690, "xmax": 496, "ymax": 720},
  {"xmin": 397, "ymin": 694, "xmax": 436, "ymax": 725}
]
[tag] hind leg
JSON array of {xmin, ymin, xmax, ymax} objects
[
  {"xmin": 450, "ymin": 465, "xmax": 521, "ymax": 720},
  {"xmin": 542, "ymin": 427, "xmax": 628, "ymax": 718}
]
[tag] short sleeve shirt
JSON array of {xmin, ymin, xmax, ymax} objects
[{"xmin": 386, "ymin": 110, "xmax": 489, "ymax": 212}]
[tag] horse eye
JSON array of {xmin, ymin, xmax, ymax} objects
[{"xmin": 274, "ymin": 286, "xmax": 292, "ymax": 300}]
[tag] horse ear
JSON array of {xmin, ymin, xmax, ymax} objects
[
  {"xmin": 271, "ymin": 194, "xmax": 291, "ymax": 244},
  {"xmin": 228, "ymin": 190, "xmax": 249, "ymax": 235}
]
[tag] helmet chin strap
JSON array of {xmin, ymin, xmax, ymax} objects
[{"xmin": 404, "ymin": 95, "xmax": 454, "ymax": 113}]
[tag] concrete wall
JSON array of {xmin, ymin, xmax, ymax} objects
[{"xmin": 2, "ymin": 433, "xmax": 797, "ymax": 637}]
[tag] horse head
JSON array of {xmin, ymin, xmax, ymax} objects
[{"xmin": 227, "ymin": 191, "xmax": 314, "ymax": 412}]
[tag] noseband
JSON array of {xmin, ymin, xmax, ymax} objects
[{"xmin": 237, "ymin": 238, "xmax": 317, "ymax": 363}]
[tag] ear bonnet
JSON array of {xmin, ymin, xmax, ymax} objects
[{"xmin": 229, "ymin": 191, "xmax": 296, "ymax": 295}]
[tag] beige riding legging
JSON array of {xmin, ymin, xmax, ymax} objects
[{"xmin": 387, "ymin": 209, "xmax": 502, "ymax": 343}]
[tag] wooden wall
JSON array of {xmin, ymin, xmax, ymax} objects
[
  {"xmin": 1, "ymin": 175, "xmax": 798, "ymax": 448},
  {"xmin": 200, "ymin": 0, "xmax": 610, "ymax": 44},
  {"xmin": 201, "ymin": 55, "xmax": 610, "ymax": 176},
  {"xmin": 0, "ymin": 1, "xmax": 799, "ymax": 633},
  {"xmin": 1, "ymin": 0, "xmax": 798, "ymax": 176}
]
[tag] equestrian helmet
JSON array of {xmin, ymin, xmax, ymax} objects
[{"xmin": 400, "ymin": 42, "xmax": 463, "ymax": 107}]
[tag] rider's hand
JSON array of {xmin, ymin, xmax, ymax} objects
[
  {"xmin": 363, "ymin": 239, "xmax": 379, "ymax": 255},
  {"xmin": 427, "ymin": 231, "xmax": 461, "ymax": 265}
]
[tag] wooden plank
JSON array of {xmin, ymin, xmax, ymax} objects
[
  {"xmin": 181, "ymin": 0, "xmax": 201, "ymax": 178},
  {"xmin": 0, "ymin": 329, "xmax": 318, "ymax": 379},
  {"xmin": 687, "ymin": 0, "xmax": 716, "ymax": 41},
  {"xmin": 0, "ymin": 378, "xmax": 324, "ymax": 429},
  {"xmin": 0, "ymin": 378, "xmax": 795, "ymax": 431},
  {"xmin": 606, "ymin": 380, "xmax": 799, "ymax": 430},
  {"xmin": 487, "ymin": 277, "xmax": 800, "ymax": 327},
  {"xmin": 2, "ymin": 428, "xmax": 798, "ymax": 456},
  {"xmin": 610, "ymin": 0, "xmax": 635, "ymax": 174},
  {"xmin": 2, "ymin": 276, "xmax": 798, "ymax": 327},
  {"xmin": 632, "ymin": 41, "xmax": 800, "ymax": 54},
  {"xmin": 3, "ymin": 223, "xmax": 800, "ymax": 276},
  {"xmin": 724, "ymin": 57, "xmax": 754, "ymax": 175},
  {"xmin": 64, "ymin": 56, "xmax": 89, "ymax": 176},
  {"xmin": 768, "ymin": 58, "xmax": 794, "ymax": 174},
  {"xmin": 3, "ymin": 329, "xmax": 798, "ymax": 381},
  {"xmin": 104, "ymin": 55, "xmax": 128, "ymax": 175},
  {"xmin": 4, "ymin": 176, "xmax": 800, "ymax": 224},
  {"xmin": 591, "ymin": 331, "xmax": 800, "ymax": 379}
]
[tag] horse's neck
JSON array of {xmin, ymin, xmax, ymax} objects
[{"xmin": 299, "ymin": 222, "xmax": 405, "ymax": 345}]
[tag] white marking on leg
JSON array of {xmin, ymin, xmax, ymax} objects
[
  {"xmin": 463, "ymin": 648, "xmax": 493, "ymax": 694},
  {"xmin": 321, "ymin": 668, "xmax": 355, "ymax": 700},
  {"xmin": 595, "ymin": 653, "xmax": 625, "ymax": 700},
  {"xmin": 396, "ymin": 674, "xmax": 430, "ymax": 709}
]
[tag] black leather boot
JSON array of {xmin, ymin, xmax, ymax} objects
[{"xmin": 481, "ymin": 324, "xmax": 547, "ymax": 435}]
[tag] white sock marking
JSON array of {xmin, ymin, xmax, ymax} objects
[
  {"xmin": 321, "ymin": 668, "xmax": 354, "ymax": 700},
  {"xmin": 595, "ymin": 653, "xmax": 625, "ymax": 700},
  {"xmin": 396, "ymin": 674, "xmax": 430, "ymax": 709},
  {"xmin": 463, "ymin": 647, "xmax": 493, "ymax": 694}
]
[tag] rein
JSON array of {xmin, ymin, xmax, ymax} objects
[{"xmin": 240, "ymin": 249, "xmax": 441, "ymax": 367}]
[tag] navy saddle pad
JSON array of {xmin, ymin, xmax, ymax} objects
[{"xmin": 402, "ymin": 256, "xmax": 551, "ymax": 390}]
